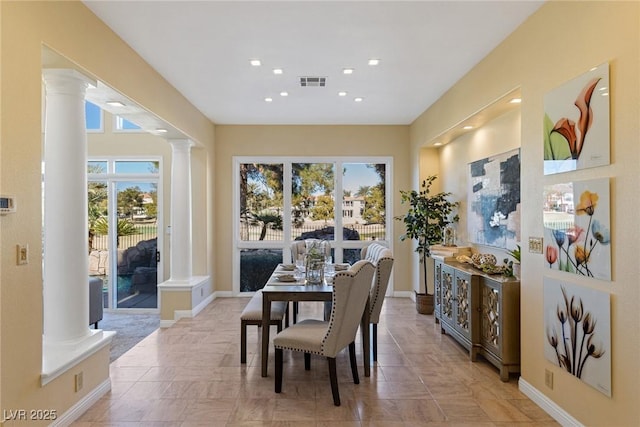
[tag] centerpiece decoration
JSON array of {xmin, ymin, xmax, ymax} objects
[{"xmin": 305, "ymin": 239, "xmax": 328, "ymax": 284}]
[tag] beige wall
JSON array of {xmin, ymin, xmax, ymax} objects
[
  {"xmin": 214, "ymin": 125, "xmax": 412, "ymax": 293},
  {"xmin": 411, "ymin": 2, "xmax": 639, "ymax": 425},
  {"xmin": 0, "ymin": 1, "xmax": 213, "ymax": 421}
]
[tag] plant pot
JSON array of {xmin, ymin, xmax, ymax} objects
[
  {"xmin": 415, "ymin": 291, "xmax": 434, "ymax": 315},
  {"xmin": 513, "ymin": 263, "xmax": 521, "ymax": 279}
]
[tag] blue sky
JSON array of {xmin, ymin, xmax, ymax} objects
[{"xmin": 342, "ymin": 163, "xmax": 382, "ymax": 194}]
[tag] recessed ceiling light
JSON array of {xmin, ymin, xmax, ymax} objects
[
  {"xmin": 599, "ymin": 86, "xmax": 607, "ymax": 91},
  {"xmin": 368, "ymin": 59, "xmax": 380, "ymax": 66},
  {"xmin": 434, "ymin": 142, "xmax": 443, "ymax": 146},
  {"xmin": 250, "ymin": 59, "xmax": 261, "ymax": 66},
  {"xmin": 354, "ymin": 97, "xmax": 363, "ymax": 102},
  {"xmin": 106, "ymin": 101, "xmax": 125, "ymax": 107},
  {"xmin": 509, "ymin": 98, "xmax": 522, "ymax": 104},
  {"xmin": 463, "ymin": 125, "xmax": 473, "ymax": 130},
  {"xmin": 264, "ymin": 97, "xmax": 273, "ymax": 102},
  {"xmin": 273, "ymin": 68, "xmax": 283, "ymax": 75},
  {"xmin": 338, "ymin": 91, "xmax": 347, "ymax": 97},
  {"xmin": 156, "ymin": 128, "xmax": 168, "ymax": 133},
  {"xmin": 601, "ymin": 92, "xmax": 609, "ymax": 96},
  {"xmin": 280, "ymin": 91, "xmax": 288, "ymax": 97},
  {"xmin": 343, "ymin": 68, "xmax": 354, "ymax": 75}
]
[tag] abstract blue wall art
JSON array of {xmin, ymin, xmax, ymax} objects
[{"xmin": 467, "ymin": 148, "xmax": 521, "ymax": 249}]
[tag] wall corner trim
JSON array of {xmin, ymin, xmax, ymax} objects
[
  {"xmin": 50, "ymin": 378, "xmax": 111, "ymax": 426},
  {"xmin": 518, "ymin": 377, "xmax": 584, "ymax": 427}
]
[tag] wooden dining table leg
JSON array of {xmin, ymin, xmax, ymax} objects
[{"xmin": 261, "ymin": 294, "xmax": 272, "ymax": 377}]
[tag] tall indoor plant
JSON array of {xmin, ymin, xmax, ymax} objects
[{"xmin": 396, "ymin": 175, "xmax": 459, "ymax": 314}]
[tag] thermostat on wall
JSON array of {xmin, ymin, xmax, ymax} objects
[{"xmin": 0, "ymin": 196, "xmax": 16, "ymax": 214}]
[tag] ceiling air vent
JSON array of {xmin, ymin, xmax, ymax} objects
[{"xmin": 299, "ymin": 76, "xmax": 326, "ymax": 87}]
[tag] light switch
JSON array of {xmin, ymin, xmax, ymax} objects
[{"xmin": 528, "ymin": 237, "xmax": 543, "ymax": 254}]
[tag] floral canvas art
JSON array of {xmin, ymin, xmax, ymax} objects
[
  {"xmin": 544, "ymin": 62, "xmax": 610, "ymax": 175},
  {"xmin": 543, "ymin": 178, "xmax": 611, "ymax": 281},
  {"xmin": 544, "ymin": 277, "xmax": 611, "ymax": 396}
]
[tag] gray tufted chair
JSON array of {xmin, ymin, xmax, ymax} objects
[
  {"xmin": 273, "ymin": 260, "xmax": 375, "ymax": 406},
  {"xmin": 361, "ymin": 243, "xmax": 394, "ymax": 361}
]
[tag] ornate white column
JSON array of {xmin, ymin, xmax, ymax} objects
[
  {"xmin": 42, "ymin": 69, "xmax": 93, "ymax": 343},
  {"xmin": 40, "ymin": 69, "xmax": 113, "ymax": 384},
  {"xmin": 168, "ymin": 139, "xmax": 194, "ymax": 281}
]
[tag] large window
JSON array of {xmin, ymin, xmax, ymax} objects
[{"xmin": 234, "ymin": 157, "xmax": 391, "ymax": 293}]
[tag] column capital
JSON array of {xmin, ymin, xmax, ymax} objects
[
  {"xmin": 168, "ymin": 139, "xmax": 195, "ymax": 151},
  {"xmin": 42, "ymin": 68, "xmax": 96, "ymax": 95}
]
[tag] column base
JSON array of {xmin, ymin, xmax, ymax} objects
[{"xmin": 42, "ymin": 329, "xmax": 115, "ymax": 386}]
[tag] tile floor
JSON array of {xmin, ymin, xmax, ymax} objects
[{"xmin": 73, "ymin": 297, "xmax": 560, "ymax": 426}]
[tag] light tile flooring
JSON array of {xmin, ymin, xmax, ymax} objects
[{"xmin": 73, "ymin": 297, "xmax": 560, "ymax": 426}]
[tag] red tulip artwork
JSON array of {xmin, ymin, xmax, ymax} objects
[{"xmin": 544, "ymin": 63, "xmax": 610, "ymax": 175}]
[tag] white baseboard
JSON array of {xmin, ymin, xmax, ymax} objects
[
  {"xmin": 191, "ymin": 293, "xmax": 214, "ymax": 317},
  {"xmin": 518, "ymin": 377, "xmax": 583, "ymax": 427},
  {"xmin": 393, "ymin": 290, "xmax": 413, "ymax": 298},
  {"xmin": 160, "ymin": 291, "xmax": 230, "ymax": 328},
  {"xmin": 50, "ymin": 379, "xmax": 111, "ymax": 427}
]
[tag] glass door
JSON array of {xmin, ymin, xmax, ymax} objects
[
  {"xmin": 114, "ymin": 181, "xmax": 159, "ymax": 308},
  {"xmin": 88, "ymin": 159, "xmax": 161, "ymax": 310}
]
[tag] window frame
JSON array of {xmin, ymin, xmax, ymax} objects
[{"xmin": 232, "ymin": 156, "xmax": 393, "ymax": 294}]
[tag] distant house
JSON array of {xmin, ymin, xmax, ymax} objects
[{"xmin": 342, "ymin": 196, "xmax": 365, "ymax": 224}]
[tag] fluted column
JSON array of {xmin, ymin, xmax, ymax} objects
[
  {"xmin": 41, "ymin": 69, "xmax": 94, "ymax": 343},
  {"xmin": 168, "ymin": 139, "xmax": 194, "ymax": 281}
]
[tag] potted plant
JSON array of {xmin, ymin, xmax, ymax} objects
[
  {"xmin": 505, "ymin": 244, "xmax": 521, "ymax": 278},
  {"xmin": 395, "ymin": 175, "xmax": 459, "ymax": 314}
]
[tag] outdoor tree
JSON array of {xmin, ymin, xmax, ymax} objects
[
  {"xmin": 355, "ymin": 185, "xmax": 371, "ymax": 197},
  {"xmin": 363, "ymin": 186, "xmax": 385, "ymax": 224},
  {"xmin": 118, "ymin": 186, "xmax": 144, "ymax": 218},
  {"xmin": 251, "ymin": 212, "xmax": 283, "ymax": 240},
  {"xmin": 311, "ymin": 195, "xmax": 334, "ymax": 223},
  {"xmin": 88, "ymin": 181, "xmax": 108, "ymax": 252}
]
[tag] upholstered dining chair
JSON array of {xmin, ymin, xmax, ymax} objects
[
  {"xmin": 273, "ymin": 259, "xmax": 375, "ymax": 406},
  {"xmin": 361, "ymin": 243, "xmax": 394, "ymax": 362},
  {"xmin": 240, "ymin": 290, "xmax": 288, "ymax": 364}
]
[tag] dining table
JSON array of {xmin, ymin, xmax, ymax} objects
[{"xmin": 260, "ymin": 263, "xmax": 371, "ymax": 378}]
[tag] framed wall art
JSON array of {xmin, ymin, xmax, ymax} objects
[
  {"xmin": 544, "ymin": 277, "xmax": 611, "ymax": 397},
  {"xmin": 467, "ymin": 148, "xmax": 521, "ymax": 249},
  {"xmin": 544, "ymin": 62, "xmax": 610, "ymax": 175},
  {"xmin": 543, "ymin": 177, "xmax": 611, "ymax": 281}
]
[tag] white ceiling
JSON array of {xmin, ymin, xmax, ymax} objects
[{"xmin": 83, "ymin": 1, "xmax": 543, "ymax": 126}]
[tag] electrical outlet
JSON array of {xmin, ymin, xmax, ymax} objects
[
  {"xmin": 529, "ymin": 237, "xmax": 543, "ymax": 254},
  {"xmin": 16, "ymin": 244, "xmax": 29, "ymax": 265},
  {"xmin": 75, "ymin": 372, "xmax": 83, "ymax": 392},
  {"xmin": 545, "ymin": 369, "xmax": 553, "ymax": 389}
]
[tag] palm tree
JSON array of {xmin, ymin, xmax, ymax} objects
[{"xmin": 93, "ymin": 217, "xmax": 140, "ymax": 247}]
